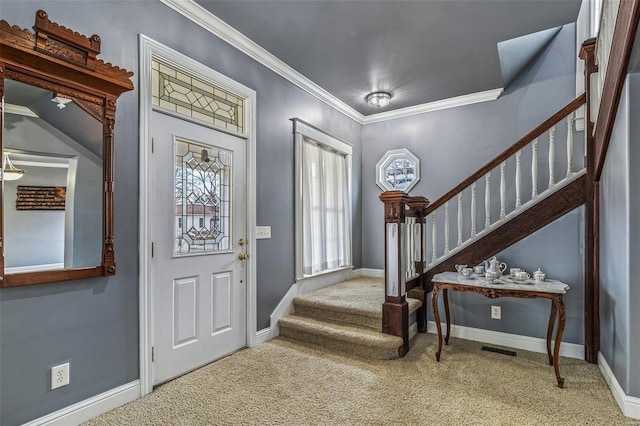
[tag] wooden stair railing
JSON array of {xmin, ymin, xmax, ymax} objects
[
  {"xmin": 423, "ymin": 95, "xmax": 586, "ymax": 274},
  {"xmin": 379, "ymin": 191, "xmax": 429, "ymax": 357},
  {"xmin": 379, "ymin": 95, "xmax": 586, "ymax": 353}
]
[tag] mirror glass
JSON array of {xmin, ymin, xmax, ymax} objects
[
  {"xmin": 375, "ymin": 148, "xmax": 421, "ymax": 193},
  {"xmin": 3, "ymin": 78, "xmax": 103, "ymax": 274}
]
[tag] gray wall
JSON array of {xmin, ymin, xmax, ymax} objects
[
  {"xmin": 600, "ymin": 73, "xmax": 640, "ymax": 397},
  {"xmin": 433, "ymin": 207, "xmax": 584, "ymax": 343},
  {"xmin": 361, "ymin": 24, "xmax": 584, "ymax": 342},
  {"xmin": 0, "ymin": 2, "xmax": 361, "ymax": 424}
]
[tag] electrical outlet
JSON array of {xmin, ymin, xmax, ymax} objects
[
  {"xmin": 51, "ymin": 363, "xmax": 70, "ymax": 390},
  {"xmin": 491, "ymin": 305, "xmax": 501, "ymax": 320}
]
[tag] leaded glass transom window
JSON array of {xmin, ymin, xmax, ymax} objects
[
  {"xmin": 152, "ymin": 59, "xmax": 244, "ymax": 134},
  {"xmin": 174, "ymin": 139, "xmax": 232, "ymax": 256}
]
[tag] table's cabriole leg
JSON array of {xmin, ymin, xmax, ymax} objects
[
  {"xmin": 546, "ymin": 299, "xmax": 558, "ymax": 365},
  {"xmin": 552, "ymin": 295, "xmax": 566, "ymax": 388},
  {"xmin": 443, "ymin": 288, "xmax": 451, "ymax": 345},
  {"xmin": 432, "ymin": 285, "xmax": 442, "ymax": 362}
]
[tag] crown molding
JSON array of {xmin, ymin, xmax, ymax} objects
[
  {"xmin": 157, "ymin": 0, "xmax": 365, "ymax": 124},
  {"xmin": 363, "ymin": 88, "xmax": 504, "ymax": 124},
  {"xmin": 159, "ymin": 0, "xmax": 503, "ymax": 126}
]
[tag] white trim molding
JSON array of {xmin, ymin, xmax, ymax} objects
[
  {"xmin": 138, "ymin": 34, "xmax": 257, "ymax": 396},
  {"xmin": 598, "ymin": 352, "xmax": 640, "ymax": 419},
  {"xmin": 22, "ymin": 381, "xmax": 140, "ymax": 426},
  {"xmin": 157, "ymin": 0, "xmax": 361, "ymax": 124},
  {"xmin": 358, "ymin": 268, "xmax": 385, "ymax": 278},
  {"xmin": 157, "ymin": 0, "xmax": 503, "ymax": 125},
  {"xmin": 427, "ymin": 321, "xmax": 585, "ymax": 360},
  {"xmin": 363, "ymin": 88, "xmax": 504, "ymax": 125}
]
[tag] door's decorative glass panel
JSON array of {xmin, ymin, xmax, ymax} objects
[
  {"xmin": 375, "ymin": 149, "xmax": 421, "ymax": 193},
  {"xmin": 174, "ymin": 139, "xmax": 232, "ymax": 256},
  {"xmin": 152, "ymin": 59, "xmax": 244, "ymax": 134}
]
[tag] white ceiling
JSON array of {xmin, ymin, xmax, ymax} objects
[{"xmin": 195, "ymin": 0, "xmax": 582, "ymax": 116}]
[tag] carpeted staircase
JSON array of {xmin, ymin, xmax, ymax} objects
[{"xmin": 278, "ymin": 276, "xmax": 422, "ymax": 359}]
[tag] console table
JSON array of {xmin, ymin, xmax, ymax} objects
[{"xmin": 431, "ymin": 271, "xmax": 570, "ymax": 388}]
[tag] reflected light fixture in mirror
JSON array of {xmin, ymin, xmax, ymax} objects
[
  {"xmin": 2, "ymin": 153, "xmax": 26, "ymax": 181},
  {"xmin": 51, "ymin": 95, "xmax": 72, "ymax": 110},
  {"xmin": 366, "ymin": 91, "xmax": 392, "ymax": 108}
]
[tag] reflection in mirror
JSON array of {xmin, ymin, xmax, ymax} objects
[{"xmin": 3, "ymin": 79, "xmax": 103, "ymax": 273}]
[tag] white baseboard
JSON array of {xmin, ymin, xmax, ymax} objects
[
  {"xmin": 426, "ymin": 321, "xmax": 584, "ymax": 360},
  {"xmin": 255, "ymin": 327, "xmax": 272, "ymax": 345},
  {"xmin": 23, "ymin": 380, "xmax": 140, "ymax": 426},
  {"xmin": 357, "ymin": 268, "xmax": 384, "ymax": 278},
  {"xmin": 598, "ymin": 352, "xmax": 640, "ymax": 419},
  {"xmin": 269, "ymin": 283, "xmax": 297, "ymax": 339}
]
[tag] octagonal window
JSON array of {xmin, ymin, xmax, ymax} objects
[{"xmin": 376, "ymin": 149, "xmax": 420, "ymax": 192}]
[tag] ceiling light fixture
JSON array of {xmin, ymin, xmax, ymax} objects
[
  {"xmin": 366, "ymin": 91, "xmax": 392, "ymax": 108},
  {"xmin": 2, "ymin": 153, "xmax": 26, "ymax": 181},
  {"xmin": 51, "ymin": 95, "xmax": 72, "ymax": 110}
]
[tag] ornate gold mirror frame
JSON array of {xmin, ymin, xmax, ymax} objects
[{"xmin": 0, "ymin": 10, "xmax": 133, "ymax": 287}]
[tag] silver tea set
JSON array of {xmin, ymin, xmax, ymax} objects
[{"xmin": 456, "ymin": 256, "xmax": 547, "ymax": 283}]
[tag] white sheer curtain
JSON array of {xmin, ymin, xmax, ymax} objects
[{"xmin": 302, "ymin": 139, "xmax": 351, "ymax": 275}]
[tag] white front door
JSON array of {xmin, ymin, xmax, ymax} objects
[{"xmin": 151, "ymin": 111, "xmax": 247, "ymax": 385}]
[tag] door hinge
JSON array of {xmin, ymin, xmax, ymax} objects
[
  {"xmin": 151, "ymin": 137, "xmax": 155, "ymax": 153},
  {"xmin": 152, "ymin": 347, "xmax": 155, "ymax": 362},
  {"xmin": 151, "ymin": 242, "xmax": 154, "ymax": 257}
]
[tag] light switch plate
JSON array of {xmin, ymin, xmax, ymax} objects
[{"xmin": 256, "ymin": 226, "xmax": 271, "ymax": 239}]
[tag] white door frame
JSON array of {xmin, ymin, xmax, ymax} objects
[{"xmin": 138, "ymin": 34, "xmax": 257, "ymax": 396}]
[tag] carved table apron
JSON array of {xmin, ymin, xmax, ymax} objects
[{"xmin": 431, "ymin": 272, "xmax": 569, "ymax": 388}]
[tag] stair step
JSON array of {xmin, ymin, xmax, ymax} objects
[
  {"xmin": 278, "ymin": 315, "xmax": 404, "ymax": 360},
  {"xmin": 292, "ymin": 277, "xmax": 422, "ymax": 329}
]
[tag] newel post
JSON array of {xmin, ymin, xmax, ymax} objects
[
  {"xmin": 580, "ymin": 38, "xmax": 599, "ymax": 364},
  {"xmin": 380, "ymin": 191, "xmax": 410, "ymax": 356}
]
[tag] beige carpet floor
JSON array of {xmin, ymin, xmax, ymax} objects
[{"xmin": 85, "ymin": 333, "xmax": 635, "ymax": 426}]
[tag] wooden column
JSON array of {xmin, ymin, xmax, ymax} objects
[
  {"xmin": 380, "ymin": 191, "xmax": 410, "ymax": 356},
  {"xmin": 580, "ymin": 38, "xmax": 599, "ymax": 364}
]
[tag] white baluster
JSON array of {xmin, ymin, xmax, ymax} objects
[
  {"xmin": 414, "ymin": 222, "xmax": 422, "ymax": 264},
  {"xmin": 532, "ymin": 138, "xmax": 538, "ymax": 198},
  {"xmin": 566, "ymin": 116, "xmax": 574, "ymax": 177},
  {"xmin": 457, "ymin": 193, "xmax": 463, "ymax": 246},
  {"xmin": 485, "ymin": 172, "xmax": 491, "ymax": 229},
  {"xmin": 431, "ymin": 212, "xmax": 437, "ymax": 263},
  {"xmin": 444, "ymin": 201, "xmax": 450, "ymax": 254},
  {"xmin": 471, "ymin": 182, "xmax": 477, "ymax": 236},
  {"xmin": 500, "ymin": 162, "xmax": 506, "ymax": 219},
  {"xmin": 548, "ymin": 125, "xmax": 556, "ymax": 188},
  {"xmin": 515, "ymin": 150, "xmax": 522, "ymax": 209}
]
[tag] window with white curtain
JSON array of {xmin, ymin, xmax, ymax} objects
[{"xmin": 293, "ymin": 119, "xmax": 352, "ymax": 279}]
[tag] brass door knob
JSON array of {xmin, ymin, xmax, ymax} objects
[{"xmin": 238, "ymin": 253, "xmax": 248, "ymax": 261}]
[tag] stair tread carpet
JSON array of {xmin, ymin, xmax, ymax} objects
[
  {"xmin": 292, "ymin": 276, "xmax": 422, "ymax": 319},
  {"xmin": 278, "ymin": 315, "xmax": 403, "ymax": 359},
  {"xmin": 278, "ymin": 277, "xmax": 424, "ymax": 359}
]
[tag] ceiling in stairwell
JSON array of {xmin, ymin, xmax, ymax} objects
[{"xmin": 195, "ymin": 0, "xmax": 582, "ymax": 116}]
